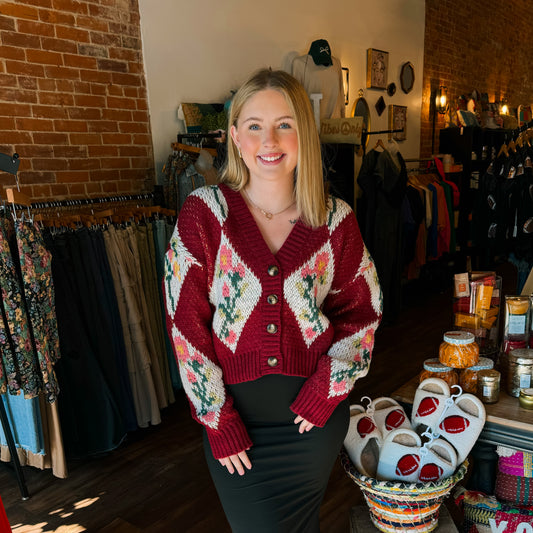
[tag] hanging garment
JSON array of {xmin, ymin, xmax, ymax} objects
[{"xmin": 357, "ymin": 149, "xmax": 407, "ymax": 323}]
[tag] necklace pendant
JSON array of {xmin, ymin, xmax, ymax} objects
[{"xmin": 264, "ymin": 211, "xmax": 273, "ymax": 220}]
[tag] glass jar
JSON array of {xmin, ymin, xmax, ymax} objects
[
  {"xmin": 477, "ymin": 369, "xmax": 500, "ymax": 404},
  {"xmin": 419, "ymin": 358, "xmax": 459, "ymax": 387},
  {"xmin": 507, "ymin": 349, "xmax": 533, "ymax": 397},
  {"xmin": 519, "ymin": 388, "xmax": 533, "ymax": 410},
  {"xmin": 439, "ymin": 331, "xmax": 480, "ymax": 369},
  {"xmin": 459, "ymin": 357, "xmax": 494, "ymax": 394}
]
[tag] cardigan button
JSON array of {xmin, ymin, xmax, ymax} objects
[
  {"xmin": 268, "ymin": 265, "xmax": 279, "ymax": 276},
  {"xmin": 266, "ymin": 323, "xmax": 278, "ymax": 334},
  {"xmin": 267, "ymin": 356, "xmax": 278, "ymax": 367},
  {"xmin": 267, "ymin": 294, "xmax": 278, "ymax": 305}
]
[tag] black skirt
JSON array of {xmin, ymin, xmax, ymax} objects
[{"xmin": 204, "ymin": 375, "xmax": 349, "ymax": 533}]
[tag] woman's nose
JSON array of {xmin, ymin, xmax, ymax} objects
[{"xmin": 262, "ymin": 127, "xmax": 278, "ymax": 146}]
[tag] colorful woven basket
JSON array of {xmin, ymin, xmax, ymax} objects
[{"xmin": 341, "ymin": 449, "xmax": 468, "ymax": 533}]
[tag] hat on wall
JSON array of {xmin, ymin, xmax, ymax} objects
[{"xmin": 308, "ymin": 39, "xmax": 333, "ymax": 66}]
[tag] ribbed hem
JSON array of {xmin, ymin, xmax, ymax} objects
[
  {"xmin": 290, "ymin": 386, "xmax": 339, "ymax": 428},
  {"xmin": 206, "ymin": 418, "xmax": 253, "ymax": 460}
]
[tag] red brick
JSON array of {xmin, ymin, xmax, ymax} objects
[
  {"xmin": 87, "ymin": 120, "xmax": 119, "ymax": 133},
  {"xmin": 101, "ymin": 181, "xmax": 119, "ymax": 193},
  {"xmin": 18, "ymin": 19, "xmax": 55, "ymax": 37},
  {"xmin": 56, "ymin": 25, "xmax": 90, "ymax": 43},
  {"xmin": 74, "ymin": 94, "xmax": 106, "ymax": 108},
  {"xmin": 75, "ymin": 15, "xmax": 107, "ymax": 32},
  {"xmin": 2, "ymin": 31, "xmax": 40, "ymax": 49},
  {"xmin": 112, "ymin": 72, "xmax": 141, "ymax": 87},
  {"xmin": 0, "ymin": 3, "xmax": 39, "ymax": 20},
  {"xmin": 68, "ymin": 158, "xmax": 100, "ymax": 170},
  {"xmin": 0, "ymin": 87, "xmax": 37, "ymax": 103},
  {"xmin": 52, "ymin": 145, "xmax": 87, "ymax": 158},
  {"xmin": 0, "ymin": 45, "xmax": 25, "ymax": 61},
  {"xmin": 53, "ymin": 0, "xmax": 88, "ymax": 15},
  {"xmin": 16, "ymin": 117, "xmax": 54, "ymax": 131},
  {"xmin": 69, "ymin": 133, "xmax": 102, "ymax": 145},
  {"xmin": 119, "ymin": 122, "xmax": 149, "ymax": 134},
  {"xmin": 88, "ymin": 145, "xmax": 118, "ymax": 157},
  {"xmin": 56, "ymin": 170, "xmax": 90, "ymax": 183},
  {"xmin": 5, "ymin": 60, "xmax": 44, "ymax": 77},
  {"xmin": 31, "ymin": 184, "xmax": 52, "ymax": 198},
  {"xmin": 80, "ymin": 69, "xmax": 112, "ymax": 84},
  {"xmin": 85, "ymin": 182, "xmax": 103, "ymax": 195},
  {"xmin": 101, "ymin": 133, "xmax": 131, "ymax": 144},
  {"xmin": 89, "ymin": 169, "xmax": 120, "ymax": 181},
  {"xmin": 100, "ymin": 157, "xmax": 130, "ymax": 169},
  {"xmin": 32, "ymin": 105, "xmax": 68, "ymax": 119},
  {"xmin": 90, "ymin": 31, "xmax": 121, "ymax": 48},
  {"xmin": 119, "ymin": 145, "xmax": 148, "ymax": 157},
  {"xmin": 44, "ymin": 65, "xmax": 80, "ymax": 80},
  {"xmin": 67, "ymin": 183, "xmax": 87, "ymax": 195},
  {"xmin": 63, "ymin": 53, "xmax": 97, "ymax": 69},
  {"xmin": 39, "ymin": 8, "xmax": 74, "ymax": 25},
  {"xmin": 33, "ymin": 158, "xmax": 68, "ymax": 171},
  {"xmin": 102, "ymin": 108, "xmax": 132, "ymax": 122},
  {"xmin": 18, "ymin": 171, "xmax": 55, "ymax": 184},
  {"xmin": 41, "ymin": 37, "xmax": 77, "ymax": 54},
  {"xmin": 0, "ymin": 15, "xmax": 16, "ymax": 31},
  {"xmin": 54, "ymin": 120, "xmax": 88, "ymax": 133},
  {"xmin": 26, "ymin": 49, "xmax": 63, "ymax": 66},
  {"xmin": 0, "ymin": 73, "xmax": 18, "ymax": 86},
  {"xmin": 107, "ymin": 96, "xmax": 136, "ymax": 110},
  {"xmin": 19, "ymin": 76, "xmax": 38, "ymax": 90},
  {"xmin": 33, "ymin": 132, "xmax": 69, "ymax": 145},
  {"xmin": 50, "ymin": 184, "xmax": 70, "ymax": 197},
  {"xmin": 15, "ymin": 144, "xmax": 53, "ymax": 158},
  {"xmin": 39, "ymin": 92, "xmax": 75, "ymax": 106}
]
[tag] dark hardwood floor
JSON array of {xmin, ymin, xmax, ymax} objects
[{"xmin": 0, "ymin": 261, "xmax": 518, "ymax": 532}]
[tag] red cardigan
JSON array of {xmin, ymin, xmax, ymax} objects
[{"xmin": 164, "ymin": 184, "xmax": 382, "ymax": 459}]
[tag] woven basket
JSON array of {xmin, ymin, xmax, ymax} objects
[{"xmin": 341, "ymin": 449, "xmax": 468, "ymax": 533}]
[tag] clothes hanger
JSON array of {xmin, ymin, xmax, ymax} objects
[
  {"xmin": 374, "ymin": 138, "xmax": 386, "ymax": 151},
  {"xmin": 497, "ymin": 143, "xmax": 509, "ymax": 158}
]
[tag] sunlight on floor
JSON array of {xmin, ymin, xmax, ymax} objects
[{"xmin": 10, "ymin": 495, "xmax": 101, "ymax": 532}]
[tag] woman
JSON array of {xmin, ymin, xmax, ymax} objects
[{"xmin": 164, "ymin": 68, "xmax": 382, "ymax": 532}]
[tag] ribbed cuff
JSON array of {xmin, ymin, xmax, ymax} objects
[
  {"xmin": 290, "ymin": 386, "xmax": 339, "ymax": 428},
  {"xmin": 206, "ymin": 418, "xmax": 253, "ymax": 460}
]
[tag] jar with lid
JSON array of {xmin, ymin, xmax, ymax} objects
[
  {"xmin": 477, "ymin": 369, "xmax": 500, "ymax": 404},
  {"xmin": 507, "ymin": 349, "xmax": 533, "ymax": 397},
  {"xmin": 460, "ymin": 357, "xmax": 494, "ymax": 394},
  {"xmin": 519, "ymin": 388, "xmax": 533, "ymax": 410},
  {"xmin": 419, "ymin": 358, "xmax": 459, "ymax": 387},
  {"xmin": 439, "ymin": 331, "xmax": 480, "ymax": 369}
]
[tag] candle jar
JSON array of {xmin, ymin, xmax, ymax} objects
[
  {"xmin": 439, "ymin": 331, "xmax": 479, "ymax": 369},
  {"xmin": 419, "ymin": 358, "xmax": 459, "ymax": 387},
  {"xmin": 477, "ymin": 369, "xmax": 500, "ymax": 404},
  {"xmin": 460, "ymin": 357, "xmax": 494, "ymax": 394},
  {"xmin": 507, "ymin": 349, "xmax": 533, "ymax": 397},
  {"xmin": 519, "ymin": 388, "xmax": 533, "ymax": 410}
]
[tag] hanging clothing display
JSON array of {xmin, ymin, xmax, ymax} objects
[{"xmin": 357, "ymin": 147, "xmax": 408, "ymax": 324}]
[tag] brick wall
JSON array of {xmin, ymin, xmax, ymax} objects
[
  {"xmin": 421, "ymin": 0, "xmax": 533, "ymax": 159},
  {"xmin": 0, "ymin": 0, "xmax": 154, "ymax": 200}
]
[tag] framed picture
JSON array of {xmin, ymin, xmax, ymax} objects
[
  {"xmin": 400, "ymin": 62, "xmax": 415, "ymax": 94},
  {"xmin": 389, "ymin": 105, "xmax": 407, "ymax": 141},
  {"xmin": 366, "ymin": 48, "xmax": 388, "ymax": 90}
]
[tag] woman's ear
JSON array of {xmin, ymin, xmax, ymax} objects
[{"xmin": 229, "ymin": 124, "xmax": 239, "ymax": 149}]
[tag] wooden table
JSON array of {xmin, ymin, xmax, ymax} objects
[{"xmin": 392, "ymin": 376, "xmax": 533, "ymax": 453}]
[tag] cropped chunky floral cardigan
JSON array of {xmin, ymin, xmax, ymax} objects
[{"xmin": 164, "ymin": 184, "xmax": 382, "ymax": 459}]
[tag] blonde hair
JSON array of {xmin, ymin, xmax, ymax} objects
[{"xmin": 220, "ymin": 68, "xmax": 327, "ymax": 228}]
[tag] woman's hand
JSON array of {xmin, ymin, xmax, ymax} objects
[
  {"xmin": 294, "ymin": 415, "xmax": 315, "ymax": 434},
  {"xmin": 218, "ymin": 449, "xmax": 252, "ymax": 476}
]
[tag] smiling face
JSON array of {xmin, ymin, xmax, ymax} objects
[{"xmin": 230, "ymin": 88, "xmax": 299, "ymax": 186}]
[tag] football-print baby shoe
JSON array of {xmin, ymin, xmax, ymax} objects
[
  {"xmin": 376, "ymin": 428, "xmax": 422, "ymax": 483},
  {"xmin": 371, "ymin": 397, "xmax": 411, "ymax": 439},
  {"xmin": 344, "ymin": 404, "xmax": 383, "ymax": 478},
  {"xmin": 411, "ymin": 378, "xmax": 453, "ymax": 434},
  {"xmin": 417, "ymin": 437, "xmax": 458, "ymax": 482}
]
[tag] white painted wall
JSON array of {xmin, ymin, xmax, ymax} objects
[{"xmin": 138, "ymin": 0, "xmax": 425, "ymax": 183}]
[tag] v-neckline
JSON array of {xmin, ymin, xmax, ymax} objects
[{"xmin": 220, "ymin": 184, "xmax": 314, "ymax": 264}]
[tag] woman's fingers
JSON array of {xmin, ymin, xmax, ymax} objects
[
  {"xmin": 294, "ymin": 415, "xmax": 315, "ymax": 434},
  {"xmin": 218, "ymin": 451, "xmax": 252, "ymax": 476}
]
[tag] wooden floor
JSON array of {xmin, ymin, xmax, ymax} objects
[{"xmin": 0, "ymin": 261, "xmax": 518, "ymax": 532}]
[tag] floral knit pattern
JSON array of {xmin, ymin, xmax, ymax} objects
[
  {"xmin": 164, "ymin": 226, "xmax": 201, "ymax": 318},
  {"xmin": 210, "ymin": 235, "xmax": 260, "ymax": 352},
  {"xmin": 171, "ymin": 325, "xmax": 224, "ymax": 429},
  {"xmin": 164, "ymin": 184, "xmax": 383, "ymax": 459},
  {"xmin": 284, "ymin": 243, "xmax": 333, "ymax": 347}
]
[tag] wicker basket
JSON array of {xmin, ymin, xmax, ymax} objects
[{"xmin": 341, "ymin": 449, "xmax": 468, "ymax": 533}]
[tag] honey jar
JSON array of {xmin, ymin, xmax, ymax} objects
[
  {"xmin": 459, "ymin": 357, "xmax": 494, "ymax": 394},
  {"xmin": 419, "ymin": 358, "xmax": 459, "ymax": 387},
  {"xmin": 439, "ymin": 331, "xmax": 479, "ymax": 369},
  {"xmin": 477, "ymin": 369, "xmax": 500, "ymax": 404},
  {"xmin": 519, "ymin": 388, "xmax": 533, "ymax": 410},
  {"xmin": 507, "ymin": 349, "xmax": 533, "ymax": 397}
]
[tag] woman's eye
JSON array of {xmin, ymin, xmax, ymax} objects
[
  {"xmin": 248, "ymin": 124, "xmax": 260, "ymax": 131},
  {"xmin": 279, "ymin": 122, "xmax": 291, "ymax": 129}
]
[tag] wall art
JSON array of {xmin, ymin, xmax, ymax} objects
[
  {"xmin": 366, "ymin": 48, "xmax": 388, "ymax": 90},
  {"xmin": 389, "ymin": 104, "xmax": 407, "ymax": 141}
]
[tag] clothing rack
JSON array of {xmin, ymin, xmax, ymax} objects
[
  {"xmin": 29, "ymin": 192, "xmax": 154, "ymax": 210},
  {"xmin": 0, "ymin": 152, "xmax": 30, "ymax": 500},
  {"xmin": 176, "ymin": 132, "xmax": 222, "ymax": 143}
]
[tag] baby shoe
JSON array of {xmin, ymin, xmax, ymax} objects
[
  {"xmin": 411, "ymin": 378, "xmax": 452, "ymax": 434},
  {"xmin": 344, "ymin": 404, "xmax": 382, "ymax": 478},
  {"xmin": 376, "ymin": 428, "xmax": 422, "ymax": 483},
  {"xmin": 371, "ymin": 397, "xmax": 411, "ymax": 439},
  {"xmin": 418, "ymin": 437, "xmax": 458, "ymax": 483},
  {"xmin": 437, "ymin": 393, "xmax": 486, "ymax": 464}
]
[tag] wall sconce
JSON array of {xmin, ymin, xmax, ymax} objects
[
  {"xmin": 500, "ymin": 99, "xmax": 509, "ymax": 115},
  {"xmin": 435, "ymin": 85, "xmax": 448, "ymax": 114},
  {"xmin": 342, "ymin": 67, "xmax": 349, "ymax": 106}
]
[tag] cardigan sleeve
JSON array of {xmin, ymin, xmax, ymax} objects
[
  {"xmin": 163, "ymin": 195, "xmax": 252, "ymax": 459},
  {"xmin": 290, "ymin": 208, "xmax": 383, "ymax": 426}
]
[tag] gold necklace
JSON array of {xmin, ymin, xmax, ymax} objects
[{"xmin": 243, "ymin": 189, "xmax": 295, "ymax": 220}]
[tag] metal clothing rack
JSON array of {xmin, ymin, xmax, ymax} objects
[
  {"xmin": 361, "ymin": 127, "xmax": 405, "ymax": 154},
  {"xmin": 0, "ymin": 151, "xmax": 29, "ymax": 500},
  {"xmin": 176, "ymin": 132, "xmax": 222, "ymax": 144},
  {"xmin": 29, "ymin": 192, "xmax": 154, "ymax": 210}
]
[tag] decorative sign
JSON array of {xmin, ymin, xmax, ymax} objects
[{"xmin": 319, "ymin": 116, "xmax": 363, "ymax": 144}]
